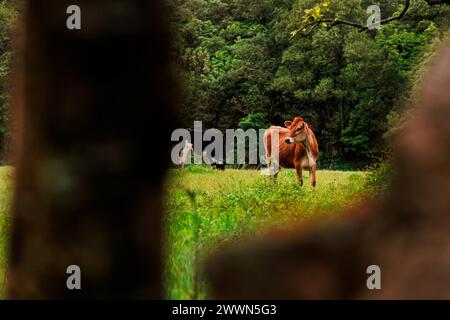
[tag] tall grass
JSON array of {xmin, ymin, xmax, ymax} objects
[
  {"xmin": 0, "ymin": 166, "xmax": 12, "ymax": 299},
  {"xmin": 164, "ymin": 166, "xmax": 372, "ymax": 299},
  {"xmin": 0, "ymin": 165, "xmax": 375, "ymax": 299}
]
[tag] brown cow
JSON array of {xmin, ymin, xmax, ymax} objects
[{"xmin": 264, "ymin": 117, "xmax": 319, "ymax": 187}]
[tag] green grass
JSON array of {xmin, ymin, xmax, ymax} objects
[
  {"xmin": 0, "ymin": 166, "xmax": 12, "ymax": 299},
  {"xmin": 165, "ymin": 166, "xmax": 372, "ymax": 299},
  {"xmin": 0, "ymin": 165, "xmax": 374, "ymax": 299}
]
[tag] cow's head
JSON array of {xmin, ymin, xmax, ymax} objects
[{"xmin": 284, "ymin": 117, "xmax": 308, "ymax": 144}]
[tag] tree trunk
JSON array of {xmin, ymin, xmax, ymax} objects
[{"xmin": 7, "ymin": 0, "xmax": 176, "ymax": 299}]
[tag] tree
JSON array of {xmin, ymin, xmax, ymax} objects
[
  {"xmin": 291, "ymin": 0, "xmax": 449, "ymax": 36},
  {"xmin": 8, "ymin": 0, "xmax": 176, "ymax": 298},
  {"xmin": 169, "ymin": 0, "xmax": 450, "ymax": 167}
]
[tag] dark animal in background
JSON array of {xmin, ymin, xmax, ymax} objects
[{"xmin": 211, "ymin": 158, "xmax": 226, "ymax": 170}]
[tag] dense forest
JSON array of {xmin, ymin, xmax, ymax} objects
[
  {"xmin": 168, "ymin": 0, "xmax": 450, "ymax": 168},
  {"xmin": 0, "ymin": 1, "xmax": 449, "ymax": 167}
]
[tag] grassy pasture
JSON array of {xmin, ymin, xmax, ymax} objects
[
  {"xmin": 0, "ymin": 166, "xmax": 12, "ymax": 299},
  {"xmin": 164, "ymin": 166, "xmax": 372, "ymax": 299},
  {"xmin": 0, "ymin": 166, "xmax": 373, "ymax": 299}
]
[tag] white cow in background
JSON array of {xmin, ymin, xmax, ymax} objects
[
  {"xmin": 179, "ymin": 140, "xmax": 224, "ymax": 170},
  {"xmin": 180, "ymin": 140, "xmax": 193, "ymax": 169}
]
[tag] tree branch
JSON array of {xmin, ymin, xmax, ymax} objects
[
  {"xmin": 291, "ymin": 0, "xmax": 411, "ymax": 38},
  {"xmin": 379, "ymin": 0, "xmax": 411, "ymax": 25}
]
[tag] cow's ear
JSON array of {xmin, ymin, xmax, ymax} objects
[{"xmin": 284, "ymin": 121, "xmax": 292, "ymax": 128}]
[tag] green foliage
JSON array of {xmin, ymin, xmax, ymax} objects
[
  {"xmin": 170, "ymin": 0, "xmax": 450, "ymax": 168},
  {"xmin": 178, "ymin": 164, "xmax": 217, "ymax": 174},
  {"xmin": 365, "ymin": 160, "xmax": 393, "ymax": 194},
  {"xmin": 238, "ymin": 112, "xmax": 269, "ymax": 130},
  {"xmin": 379, "ymin": 22, "xmax": 438, "ymax": 80}
]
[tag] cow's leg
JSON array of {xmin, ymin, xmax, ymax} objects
[
  {"xmin": 295, "ymin": 162, "xmax": 303, "ymax": 186},
  {"xmin": 264, "ymin": 129, "xmax": 280, "ymax": 178},
  {"xmin": 309, "ymin": 163, "xmax": 317, "ymax": 188},
  {"xmin": 270, "ymin": 134, "xmax": 281, "ymax": 176},
  {"xmin": 180, "ymin": 148, "xmax": 192, "ymax": 170},
  {"xmin": 307, "ymin": 150, "xmax": 317, "ymax": 187}
]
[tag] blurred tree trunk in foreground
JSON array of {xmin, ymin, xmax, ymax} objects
[
  {"xmin": 207, "ymin": 41, "xmax": 450, "ymax": 299},
  {"xmin": 8, "ymin": 0, "xmax": 176, "ymax": 298}
]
